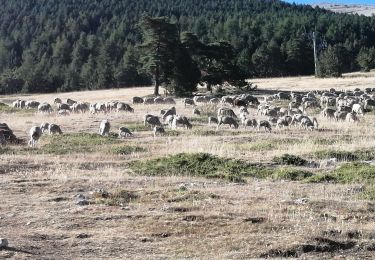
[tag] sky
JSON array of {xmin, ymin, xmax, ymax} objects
[{"xmin": 284, "ymin": 0, "xmax": 375, "ymax": 4}]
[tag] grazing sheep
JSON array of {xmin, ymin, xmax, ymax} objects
[
  {"xmin": 132, "ymin": 96, "xmax": 144, "ymax": 104},
  {"xmin": 99, "ymin": 120, "xmax": 110, "ymax": 136},
  {"xmin": 25, "ymin": 101, "xmax": 40, "ymax": 109},
  {"xmin": 116, "ymin": 102, "xmax": 134, "ymax": 113},
  {"xmin": 161, "ymin": 107, "xmax": 177, "ymax": 121},
  {"xmin": 143, "ymin": 97, "xmax": 155, "ymax": 105},
  {"xmin": 118, "ymin": 127, "xmax": 133, "ymax": 138},
  {"xmin": 183, "ymin": 98, "xmax": 195, "ymax": 107},
  {"xmin": 265, "ymin": 108, "xmax": 278, "ymax": 117},
  {"xmin": 66, "ymin": 98, "xmax": 77, "ymax": 106},
  {"xmin": 58, "ymin": 109, "xmax": 70, "ymax": 116},
  {"xmin": 337, "ymin": 105, "xmax": 352, "ymax": 113},
  {"xmin": 48, "ymin": 124, "xmax": 63, "ymax": 135},
  {"xmin": 217, "ymin": 116, "xmax": 239, "ymax": 129},
  {"xmin": 233, "ymin": 98, "xmax": 247, "ymax": 107},
  {"xmin": 144, "ymin": 114, "xmax": 162, "ymax": 128},
  {"xmin": 276, "ymin": 116, "xmax": 292, "ymax": 128},
  {"xmin": 106, "ymin": 101, "xmax": 119, "ymax": 112},
  {"xmin": 221, "ymin": 96, "xmax": 234, "ymax": 106},
  {"xmin": 288, "ymin": 108, "xmax": 303, "ymax": 116},
  {"xmin": 276, "ymin": 92, "xmax": 290, "ymax": 100},
  {"xmin": 208, "ymin": 116, "xmax": 218, "ymax": 125},
  {"xmin": 334, "ymin": 111, "xmax": 348, "ymax": 121},
  {"xmin": 258, "ymin": 120, "xmax": 272, "ymax": 132},
  {"xmin": 163, "ymin": 97, "xmax": 176, "ymax": 104},
  {"xmin": 321, "ymin": 107, "xmax": 336, "ymax": 119},
  {"xmin": 40, "ymin": 122, "xmax": 50, "ymax": 133},
  {"xmin": 153, "ymin": 126, "xmax": 165, "ymax": 137},
  {"xmin": 154, "ymin": 97, "xmax": 164, "ymax": 104},
  {"xmin": 257, "ymin": 103, "xmax": 270, "ymax": 115},
  {"xmin": 364, "ymin": 99, "xmax": 375, "ymax": 110},
  {"xmin": 72, "ymin": 102, "xmax": 89, "ymax": 113},
  {"xmin": 54, "ymin": 98, "xmax": 62, "ymax": 104},
  {"xmin": 209, "ymin": 98, "xmax": 220, "ymax": 104},
  {"xmin": 241, "ymin": 94, "xmax": 260, "ymax": 106},
  {"xmin": 217, "ymin": 107, "xmax": 237, "ymax": 118},
  {"xmin": 38, "ymin": 103, "xmax": 53, "ymax": 113},
  {"xmin": 193, "ymin": 96, "xmax": 209, "ymax": 104},
  {"xmin": 28, "ymin": 126, "xmax": 43, "ymax": 147},
  {"xmin": 172, "ymin": 115, "xmax": 192, "ymax": 129},
  {"xmin": 192, "ymin": 108, "xmax": 201, "ymax": 116},
  {"xmin": 300, "ymin": 117, "xmax": 318, "ymax": 130},
  {"xmin": 352, "ymin": 103, "xmax": 364, "ymax": 115},
  {"xmin": 89, "ymin": 103, "xmax": 97, "ymax": 114},
  {"xmin": 239, "ymin": 106, "xmax": 248, "ymax": 115},
  {"xmin": 243, "ymin": 118, "xmax": 258, "ymax": 128},
  {"xmin": 164, "ymin": 115, "xmax": 176, "ymax": 128},
  {"xmin": 95, "ymin": 103, "xmax": 107, "ymax": 113},
  {"xmin": 58, "ymin": 103, "xmax": 71, "ymax": 111},
  {"xmin": 346, "ymin": 112, "xmax": 359, "ymax": 122}
]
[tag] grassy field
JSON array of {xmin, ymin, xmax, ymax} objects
[{"xmin": 1, "ymin": 73, "xmax": 375, "ymax": 258}]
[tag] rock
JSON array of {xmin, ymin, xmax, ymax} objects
[
  {"xmin": 0, "ymin": 238, "xmax": 8, "ymax": 248},
  {"xmin": 294, "ymin": 198, "xmax": 309, "ymax": 204},
  {"xmin": 74, "ymin": 194, "xmax": 89, "ymax": 206},
  {"xmin": 320, "ymin": 158, "xmax": 338, "ymax": 168}
]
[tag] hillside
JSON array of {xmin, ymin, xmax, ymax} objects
[
  {"xmin": 0, "ymin": 0, "xmax": 375, "ymax": 94},
  {"xmin": 316, "ymin": 3, "xmax": 375, "ymax": 16}
]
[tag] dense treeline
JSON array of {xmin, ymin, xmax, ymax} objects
[{"xmin": 0, "ymin": 0, "xmax": 375, "ymax": 94}]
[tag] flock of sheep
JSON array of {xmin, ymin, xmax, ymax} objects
[{"xmin": 3, "ymin": 86, "xmax": 375, "ymax": 148}]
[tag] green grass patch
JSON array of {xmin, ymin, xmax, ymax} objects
[
  {"xmin": 129, "ymin": 153, "xmax": 273, "ymax": 183},
  {"xmin": 108, "ymin": 145, "xmax": 147, "ymax": 155},
  {"xmin": 38, "ymin": 133, "xmax": 119, "ymax": 155},
  {"xmin": 312, "ymin": 149, "xmax": 375, "ymax": 161},
  {"xmin": 358, "ymin": 186, "xmax": 375, "ymax": 200},
  {"xmin": 251, "ymin": 138, "xmax": 300, "ymax": 152},
  {"xmin": 307, "ymin": 162, "xmax": 375, "ymax": 183},
  {"xmin": 272, "ymin": 167, "xmax": 314, "ymax": 181},
  {"xmin": 272, "ymin": 154, "xmax": 307, "ymax": 166}
]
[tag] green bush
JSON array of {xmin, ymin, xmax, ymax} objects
[
  {"xmin": 273, "ymin": 167, "xmax": 313, "ymax": 181},
  {"xmin": 129, "ymin": 153, "xmax": 273, "ymax": 182},
  {"xmin": 307, "ymin": 162, "xmax": 375, "ymax": 183},
  {"xmin": 272, "ymin": 154, "xmax": 307, "ymax": 166}
]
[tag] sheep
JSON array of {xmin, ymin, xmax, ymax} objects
[
  {"xmin": 48, "ymin": 124, "xmax": 63, "ymax": 135},
  {"xmin": 54, "ymin": 98, "xmax": 62, "ymax": 104},
  {"xmin": 38, "ymin": 103, "xmax": 53, "ymax": 113},
  {"xmin": 106, "ymin": 101, "xmax": 119, "ymax": 112},
  {"xmin": 300, "ymin": 117, "xmax": 318, "ymax": 130},
  {"xmin": 352, "ymin": 103, "xmax": 364, "ymax": 116},
  {"xmin": 164, "ymin": 115, "xmax": 176, "ymax": 128},
  {"xmin": 258, "ymin": 120, "xmax": 272, "ymax": 132},
  {"xmin": 208, "ymin": 116, "xmax": 218, "ymax": 125},
  {"xmin": 364, "ymin": 99, "xmax": 375, "ymax": 110},
  {"xmin": 144, "ymin": 114, "xmax": 162, "ymax": 128},
  {"xmin": 217, "ymin": 107, "xmax": 237, "ymax": 118},
  {"xmin": 154, "ymin": 97, "xmax": 164, "ymax": 104},
  {"xmin": 172, "ymin": 115, "xmax": 192, "ymax": 129},
  {"xmin": 334, "ymin": 111, "xmax": 348, "ymax": 121},
  {"xmin": 58, "ymin": 109, "xmax": 70, "ymax": 116},
  {"xmin": 28, "ymin": 126, "xmax": 43, "ymax": 147},
  {"xmin": 288, "ymin": 108, "xmax": 303, "ymax": 116},
  {"xmin": 12, "ymin": 100, "xmax": 21, "ymax": 108},
  {"xmin": 233, "ymin": 98, "xmax": 247, "ymax": 107},
  {"xmin": 217, "ymin": 116, "xmax": 239, "ymax": 129},
  {"xmin": 89, "ymin": 103, "xmax": 97, "ymax": 114},
  {"xmin": 58, "ymin": 103, "xmax": 71, "ymax": 111},
  {"xmin": 257, "ymin": 103, "xmax": 270, "ymax": 115},
  {"xmin": 161, "ymin": 107, "xmax": 176, "ymax": 122},
  {"xmin": 321, "ymin": 107, "xmax": 336, "ymax": 119},
  {"xmin": 25, "ymin": 101, "xmax": 40, "ymax": 109},
  {"xmin": 183, "ymin": 98, "xmax": 195, "ymax": 107},
  {"xmin": 153, "ymin": 126, "xmax": 165, "ymax": 137},
  {"xmin": 239, "ymin": 106, "xmax": 248, "ymax": 116},
  {"xmin": 143, "ymin": 97, "xmax": 155, "ymax": 105},
  {"xmin": 221, "ymin": 96, "xmax": 234, "ymax": 106},
  {"xmin": 95, "ymin": 103, "xmax": 107, "ymax": 113},
  {"xmin": 193, "ymin": 96, "xmax": 209, "ymax": 104},
  {"xmin": 241, "ymin": 94, "xmax": 260, "ymax": 106},
  {"xmin": 337, "ymin": 105, "xmax": 352, "ymax": 113},
  {"xmin": 40, "ymin": 122, "xmax": 50, "ymax": 133},
  {"xmin": 72, "ymin": 102, "xmax": 89, "ymax": 113},
  {"xmin": 99, "ymin": 120, "xmax": 110, "ymax": 136},
  {"xmin": 276, "ymin": 92, "xmax": 290, "ymax": 100},
  {"xmin": 209, "ymin": 98, "xmax": 220, "ymax": 104},
  {"xmin": 132, "ymin": 96, "xmax": 144, "ymax": 104},
  {"xmin": 276, "ymin": 116, "xmax": 292, "ymax": 128},
  {"xmin": 264, "ymin": 108, "xmax": 278, "ymax": 117},
  {"xmin": 192, "ymin": 108, "xmax": 201, "ymax": 116},
  {"xmin": 346, "ymin": 112, "xmax": 359, "ymax": 122},
  {"xmin": 118, "ymin": 127, "xmax": 133, "ymax": 138},
  {"xmin": 116, "ymin": 102, "xmax": 134, "ymax": 113},
  {"xmin": 66, "ymin": 98, "xmax": 77, "ymax": 106},
  {"xmin": 163, "ymin": 97, "xmax": 176, "ymax": 104},
  {"xmin": 243, "ymin": 118, "xmax": 258, "ymax": 128}
]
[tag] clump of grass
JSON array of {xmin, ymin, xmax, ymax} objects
[
  {"xmin": 124, "ymin": 122, "xmax": 150, "ymax": 132},
  {"xmin": 307, "ymin": 162, "xmax": 375, "ymax": 183},
  {"xmin": 129, "ymin": 153, "xmax": 273, "ymax": 183},
  {"xmin": 358, "ymin": 186, "xmax": 375, "ymax": 200},
  {"xmin": 312, "ymin": 149, "xmax": 375, "ymax": 161},
  {"xmin": 94, "ymin": 189, "xmax": 139, "ymax": 206},
  {"xmin": 37, "ymin": 133, "xmax": 119, "ymax": 155},
  {"xmin": 109, "ymin": 145, "xmax": 146, "ymax": 155},
  {"xmin": 272, "ymin": 167, "xmax": 314, "ymax": 181},
  {"xmin": 272, "ymin": 154, "xmax": 307, "ymax": 166}
]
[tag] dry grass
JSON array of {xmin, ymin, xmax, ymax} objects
[{"xmin": 2, "ymin": 74, "xmax": 375, "ymax": 258}]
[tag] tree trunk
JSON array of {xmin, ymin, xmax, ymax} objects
[{"xmin": 154, "ymin": 65, "xmax": 160, "ymax": 96}]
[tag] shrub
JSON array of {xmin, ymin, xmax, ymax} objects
[
  {"xmin": 273, "ymin": 167, "xmax": 313, "ymax": 181},
  {"xmin": 129, "ymin": 153, "xmax": 273, "ymax": 182},
  {"xmin": 307, "ymin": 162, "xmax": 375, "ymax": 183},
  {"xmin": 272, "ymin": 154, "xmax": 307, "ymax": 166}
]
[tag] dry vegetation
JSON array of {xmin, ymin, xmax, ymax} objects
[{"xmin": 2, "ymin": 73, "xmax": 375, "ymax": 258}]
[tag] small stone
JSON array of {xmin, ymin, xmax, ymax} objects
[
  {"xmin": 294, "ymin": 198, "xmax": 309, "ymax": 204},
  {"xmin": 76, "ymin": 199, "xmax": 89, "ymax": 206},
  {"xmin": 0, "ymin": 238, "xmax": 8, "ymax": 248}
]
